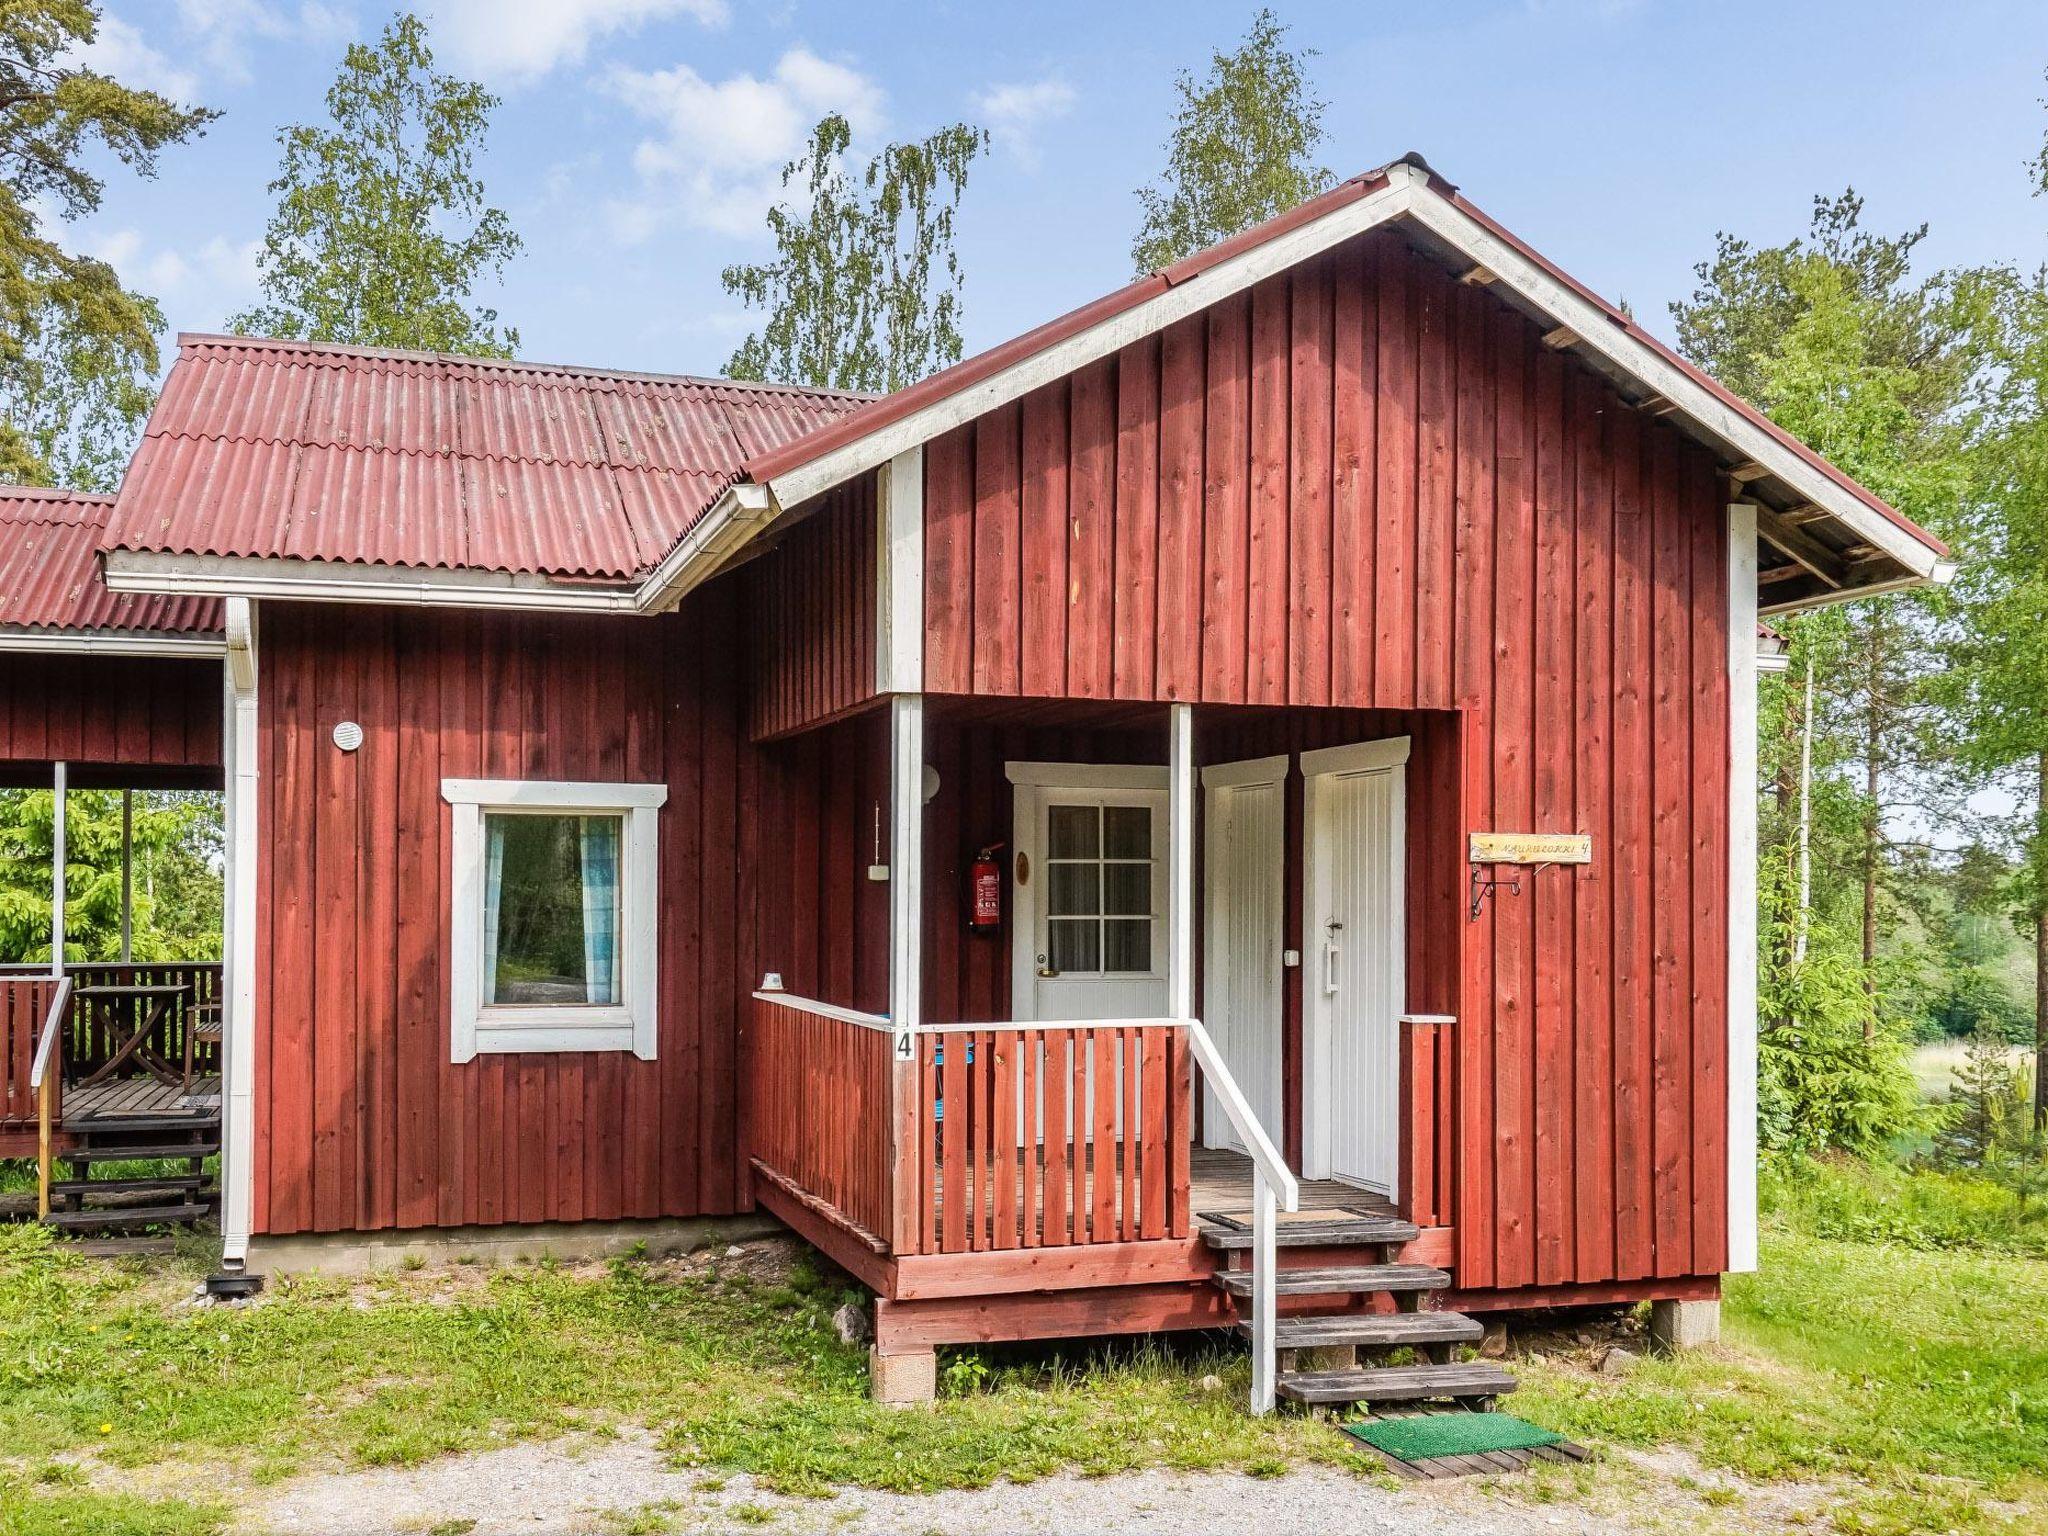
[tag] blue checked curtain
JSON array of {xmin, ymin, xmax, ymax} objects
[
  {"xmin": 579, "ymin": 816, "xmax": 620, "ymax": 1005},
  {"xmin": 483, "ymin": 817, "xmax": 507, "ymax": 1004}
]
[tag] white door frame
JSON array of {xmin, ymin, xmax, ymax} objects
[
  {"xmin": 1200, "ymin": 754, "xmax": 1289, "ymax": 1153},
  {"xmin": 1005, "ymin": 761, "xmax": 1170, "ymax": 1022},
  {"xmin": 1301, "ymin": 736, "xmax": 1410, "ymax": 1185}
]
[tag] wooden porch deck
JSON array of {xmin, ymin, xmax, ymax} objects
[
  {"xmin": 1190, "ymin": 1146, "xmax": 1395, "ymax": 1224},
  {"xmin": 62, "ymin": 1073, "xmax": 220, "ymax": 1130}
]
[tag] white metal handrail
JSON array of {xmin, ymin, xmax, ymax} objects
[
  {"xmin": 1183, "ymin": 1017, "xmax": 1298, "ymax": 1414},
  {"xmin": 751, "ymin": 987, "xmax": 890, "ymax": 1030}
]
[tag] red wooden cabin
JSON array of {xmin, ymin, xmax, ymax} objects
[{"xmin": 7, "ymin": 156, "xmax": 1948, "ymax": 1407}]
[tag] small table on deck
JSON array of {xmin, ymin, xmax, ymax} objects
[{"xmin": 74, "ymin": 983, "xmax": 193, "ymax": 1089}]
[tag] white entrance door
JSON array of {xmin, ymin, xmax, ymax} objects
[
  {"xmin": 1303, "ymin": 737, "xmax": 1409, "ymax": 1191},
  {"xmin": 1009, "ymin": 765, "xmax": 1170, "ymax": 1025},
  {"xmin": 1200, "ymin": 755, "xmax": 1287, "ymax": 1153}
]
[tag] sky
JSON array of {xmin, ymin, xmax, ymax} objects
[{"xmin": 66, "ymin": 0, "xmax": 2048, "ymax": 382}]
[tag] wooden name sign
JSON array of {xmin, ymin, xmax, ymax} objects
[{"xmin": 1469, "ymin": 832, "xmax": 1592, "ymax": 865}]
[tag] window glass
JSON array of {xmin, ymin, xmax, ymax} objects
[
  {"xmin": 1041, "ymin": 801, "xmax": 1154, "ymax": 975},
  {"xmin": 485, "ymin": 813, "xmax": 622, "ymax": 1007}
]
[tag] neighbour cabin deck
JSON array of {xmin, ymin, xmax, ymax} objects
[{"xmin": 2, "ymin": 962, "xmax": 224, "ymax": 1159}]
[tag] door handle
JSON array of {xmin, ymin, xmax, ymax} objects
[
  {"xmin": 1037, "ymin": 952, "xmax": 1059, "ymax": 979},
  {"xmin": 1324, "ymin": 941, "xmax": 1340, "ymax": 996}
]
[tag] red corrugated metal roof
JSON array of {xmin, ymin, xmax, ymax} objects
[
  {"xmin": 104, "ymin": 335, "xmax": 873, "ymax": 581},
  {"xmin": 0, "ymin": 486, "xmax": 221, "ymax": 636},
  {"xmin": 743, "ymin": 153, "xmax": 1947, "ymax": 563}
]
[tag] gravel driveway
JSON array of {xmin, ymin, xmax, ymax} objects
[{"xmin": 240, "ymin": 1429, "xmax": 1781, "ymax": 1536}]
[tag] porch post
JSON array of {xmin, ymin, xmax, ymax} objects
[
  {"xmin": 1166, "ymin": 704, "xmax": 1193, "ymax": 1020},
  {"xmin": 120, "ymin": 788, "xmax": 133, "ymax": 964},
  {"xmin": 49, "ymin": 760, "xmax": 65, "ymax": 977},
  {"xmin": 1726, "ymin": 504, "xmax": 1760, "ymax": 1275},
  {"xmin": 220, "ymin": 599, "xmax": 260, "ymax": 1269},
  {"xmin": 886, "ymin": 692, "xmax": 925, "ymax": 1256}
]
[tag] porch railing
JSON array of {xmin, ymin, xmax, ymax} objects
[
  {"xmin": 1400, "ymin": 1014, "xmax": 1456, "ymax": 1229},
  {"xmin": 28, "ymin": 978, "xmax": 73, "ymax": 1218},
  {"xmin": 903, "ymin": 1019, "xmax": 1193, "ymax": 1253},
  {"xmin": 746, "ymin": 992, "xmax": 896, "ymax": 1245},
  {"xmin": 744, "ymin": 987, "xmax": 1300, "ymax": 1413}
]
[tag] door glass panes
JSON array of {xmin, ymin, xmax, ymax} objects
[{"xmin": 1043, "ymin": 802, "xmax": 1154, "ymax": 975}]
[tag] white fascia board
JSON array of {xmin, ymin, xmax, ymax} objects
[
  {"xmin": 1400, "ymin": 192, "xmax": 1943, "ymax": 580},
  {"xmin": 634, "ymin": 481, "xmax": 780, "ymax": 614},
  {"xmin": 103, "ymin": 550, "xmax": 641, "ymax": 613},
  {"xmin": 0, "ymin": 628, "xmax": 226, "ymax": 657},
  {"xmin": 219, "ymin": 597, "xmax": 259, "ymax": 1267},
  {"xmin": 760, "ymin": 170, "xmax": 1421, "ymax": 514}
]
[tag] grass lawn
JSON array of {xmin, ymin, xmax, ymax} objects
[{"xmin": 1, "ymin": 1191, "xmax": 2044, "ymax": 1536}]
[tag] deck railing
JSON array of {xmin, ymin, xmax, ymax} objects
[
  {"xmin": 1400, "ymin": 1014, "xmax": 1456, "ymax": 1229},
  {"xmin": 27, "ymin": 977, "xmax": 73, "ymax": 1218},
  {"xmin": 903, "ymin": 1020, "xmax": 1193, "ymax": 1254},
  {"xmin": 62, "ymin": 961, "xmax": 223, "ymax": 1081},
  {"xmin": 2, "ymin": 974, "xmax": 65, "ymax": 1142}
]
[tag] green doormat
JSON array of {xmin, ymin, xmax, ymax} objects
[{"xmin": 1342, "ymin": 1413, "xmax": 1563, "ymax": 1461}]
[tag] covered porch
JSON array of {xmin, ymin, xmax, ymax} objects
[{"xmin": 742, "ymin": 693, "xmax": 1464, "ymax": 1410}]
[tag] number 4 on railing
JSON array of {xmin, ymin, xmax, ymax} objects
[{"xmin": 894, "ymin": 1030, "xmax": 914, "ymax": 1062}]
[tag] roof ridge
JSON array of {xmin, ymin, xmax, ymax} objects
[
  {"xmin": 0, "ymin": 483, "xmax": 117, "ymax": 505},
  {"xmin": 174, "ymin": 332, "xmax": 880, "ymax": 403}
]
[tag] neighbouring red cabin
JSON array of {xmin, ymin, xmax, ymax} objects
[{"xmin": 4, "ymin": 156, "xmax": 1946, "ymax": 1408}]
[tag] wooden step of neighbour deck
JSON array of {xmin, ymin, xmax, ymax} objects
[
  {"xmin": 42, "ymin": 1200, "xmax": 213, "ymax": 1233},
  {"xmin": 1276, "ymin": 1361, "xmax": 1519, "ymax": 1407},
  {"xmin": 48, "ymin": 1173, "xmax": 209, "ymax": 1200},
  {"xmin": 1213, "ymin": 1263, "xmax": 1450, "ymax": 1298},
  {"xmin": 61, "ymin": 1139, "xmax": 219, "ymax": 1163},
  {"xmin": 1199, "ymin": 1212, "xmax": 1421, "ymax": 1250},
  {"xmin": 74, "ymin": 1235, "xmax": 180, "ymax": 1259},
  {"xmin": 1246, "ymin": 1310, "xmax": 1484, "ymax": 1350}
]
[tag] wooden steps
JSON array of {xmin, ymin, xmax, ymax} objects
[
  {"xmin": 1198, "ymin": 1211, "xmax": 1420, "ymax": 1250},
  {"xmin": 59, "ymin": 1139, "xmax": 219, "ymax": 1163},
  {"xmin": 1244, "ymin": 1311, "xmax": 1485, "ymax": 1350},
  {"xmin": 1278, "ymin": 1362, "xmax": 1519, "ymax": 1406},
  {"xmin": 1214, "ymin": 1262, "xmax": 1450, "ymax": 1297},
  {"xmin": 45, "ymin": 1200, "xmax": 214, "ymax": 1232},
  {"xmin": 1201, "ymin": 1208, "xmax": 1511, "ymax": 1412}
]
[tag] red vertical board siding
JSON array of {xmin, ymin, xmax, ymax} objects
[
  {"xmin": 746, "ymin": 475, "xmax": 880, "ymax": 742},
  {"xmin": 1156, "ymin": 317, "xmax": 1207, "ymax": 702},
  {"xmin": 1201, "ymin": 293, "xmax": 1252, "ymax": 704},
  {"xmin": 1067, "ymin": 358, "xmax": 1118, "ymax": 700},
  {"xmin": 254, "ymin": 596, "xmax": 757, "ymax": 1235},
  {"xmin": 1288, "ymin": 259, "xmax": 1334, "ymax": 707},
  {"xmin": 1245, "ymin": 276, "xmax": 1290, "ymax": 706},
  {"xmin": 0, "ymin": 654, "xmax": 221, "ymax": 772}
]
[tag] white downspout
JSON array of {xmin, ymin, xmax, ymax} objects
[
  {"xmin": 49, "ymin": 760, "xmax": 65, "ymax": 976},
  {"xmin": 221, "ymin": 598, "xmax": 260, "ymax": 1269},
  {"xmin": 1726, "ymin": 505, "xmax": 1760, "ymax": 1274}
]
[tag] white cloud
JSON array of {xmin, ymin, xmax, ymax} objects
[
  {"xmin": 84, "ymin": 227, "xmax": 264, "ymax": 325},
  {"xmin": 972, "ymin": 76, "xmax": 1076, "ymax": 168},
  {"xmin": 169, "ymin": 1, "xmax": 353, "ymax": 85},
  {"xmin": 607, "ymin": 47, "xmax": 887, "ymax": 240},
  {"xmin": 74, "ymin": 14, "xmax": 201, "ymax": 101},
  {"xmin": 433, "ymin": 0, "xmax": 729, "ymax": 86}
]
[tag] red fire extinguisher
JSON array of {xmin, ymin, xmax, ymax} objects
[{"xmin": 969, "ymin": 843, "xmax": 1004, "ymax": 932}]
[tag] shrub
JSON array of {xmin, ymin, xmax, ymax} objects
[
  {"xmin": 1762, "ymin": 1152, "xmax": 2048, "ymax": 1257},
  {"xmin": 1757, "ymin": 940, "xmax": 1932, "ymax": 1157}
]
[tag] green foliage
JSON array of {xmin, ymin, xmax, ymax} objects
[
  {"xmin": 1762, "ymin": 1152, "xmax": 2048, "ymax": 1257},
  {"xmin": 0, "ymin": 789, "xmax": 221, "ymax": 964},
  {"xmin": 1130, "ymin": 9, "xmax": 1333, "ymax": 273},
  {"xmin": 230, "ymin": 12, "xmax": 520, "ymax": 356},
  {"xmin": 1758, "ymin": 956, "xmax": 1929, "ymax": 1158},
  {"xmin": 0, "ymin": 1, "xmax": 216, "ymax": 488},
  {"xmin": 723, "ymin": 113, "xmax": 986, "ymax": 394}
]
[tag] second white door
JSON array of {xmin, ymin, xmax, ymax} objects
[
  {"xmin": 1303, "ymin": 737, "xmax": 1409, "ymax": 1192},
  {"xmin": 1200, "ymin": 755, "xmax": 1287, "ymax": 1152}
]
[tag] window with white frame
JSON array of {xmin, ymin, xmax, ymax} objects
[{"xmin": 442, "ymin": 779, "xmax": 665, "ymax": 1060}]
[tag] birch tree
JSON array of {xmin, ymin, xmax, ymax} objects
[
  {"xmin": 722, "ymin": 113, "xmax": 986, "ymax": 394},
  {"xmin": 1130, "ymin": 8, "xmax": 1332, "ymax": 273}
]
